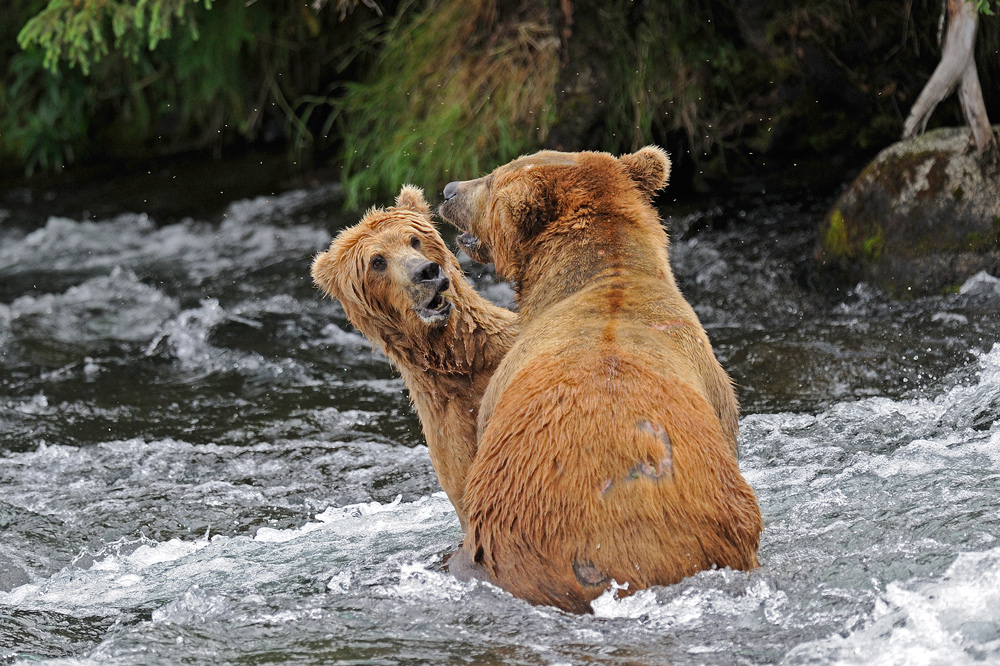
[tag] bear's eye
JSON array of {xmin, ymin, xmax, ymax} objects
[
  {"xmin": 410, "ymin": 235, "xmax": 421, "ymax": 250},
  {"xmin": 370, "ymin": 255, "xmax": 387, "ymax": 272}
]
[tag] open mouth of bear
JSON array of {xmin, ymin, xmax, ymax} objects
[{"xmin": 414, "ymin": 288, "xmax": 452, "ymax": 325}]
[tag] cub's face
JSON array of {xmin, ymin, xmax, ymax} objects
[
  {"xmin": 312, "ymin": 186, "xmax": 458, "ymax": 340},
  {"xmin": 438, "ymin": 147, "xmax": 670, "ymax": 281}
]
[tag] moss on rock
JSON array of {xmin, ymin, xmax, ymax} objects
[
  {"xmin": 824, "ymin": 209, "xmax": 851, "ymax": 257},
  {"xmin": 814, "ymin": 126, "xmax": 1000, "ymax": 297}
]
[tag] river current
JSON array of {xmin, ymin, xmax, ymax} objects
[{"xmin": 1, "ymin": 182, "xmax": 998, "ymax": 665}]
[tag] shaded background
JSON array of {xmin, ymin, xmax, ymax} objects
[{"xmin": 2, "ymin": 0, "xmax": 998, "ymax": 211}]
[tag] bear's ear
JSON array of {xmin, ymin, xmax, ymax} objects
[
  {"xmin": 395, "ymin": 185, "xmax": 431, "ymax": 216},
  {"xmin": 619, "ymin": 145, "xmax": 670, "ymax": 196},
  {"xmin": 310, "ymin": 250, "xmax": 341, "ymax": 301}
]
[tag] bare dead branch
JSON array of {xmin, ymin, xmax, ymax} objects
[{"xmin": 902, "ymin": 0, "xmax": 994, "ymax": 155}]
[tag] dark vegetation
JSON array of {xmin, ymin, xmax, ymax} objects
[{"xmin": 1, "ymin": 0, "xmax": 997, "ymax": 207}]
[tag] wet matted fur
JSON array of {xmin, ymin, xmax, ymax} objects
[
  {"xmin": 312, "ymin": 186, "xmax": 517, "ymax": 530},
  {"xmin": 439, "ymin": 147, "xmax": 761, "ymax": 613}
]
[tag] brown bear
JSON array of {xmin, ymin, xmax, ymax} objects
[
  {"xmin": 311, "ymin": 186, "xmax": 517, "ymax": 531},
  {"xmin": 438, "ymin": 147, "xmax": 762, "ymax": 613}
]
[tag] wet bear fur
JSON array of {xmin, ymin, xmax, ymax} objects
[
  {"xmin": 438, "ymin": 147, "xmax": 762, "ymax": 613},
  {"xmin": 311, "ymin": 186, "xmax": 518, "ymax": 531}
]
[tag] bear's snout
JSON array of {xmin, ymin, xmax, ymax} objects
[
  {"xmin": 443, "ymin": 181, "xmax": 460, "ymax": 201},
  {"xmin": 406, "ymin": 258, "xmax": 453, "ymax": 325},
  {"xmin": 410, "ymin": 260, "xmax": 446, "ymax": 287}
]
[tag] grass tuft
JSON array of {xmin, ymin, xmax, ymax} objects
[{"xmin": 335, "ymin": 0, "xmax": 559, "ymax": 209}]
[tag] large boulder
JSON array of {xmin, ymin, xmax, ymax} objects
[{"xmin": 813, "ymin": 126, "xmax": 1000, "ymax": 296}]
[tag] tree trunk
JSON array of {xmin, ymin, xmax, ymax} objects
[
  {"xmin": 958, "ymin": 56, "xmax": 994, "ymax": 153},
  {"xmin": 902, "ymin": 0, "xmax": 997, "ymax": 157}
]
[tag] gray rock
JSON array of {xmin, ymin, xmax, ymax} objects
[{"xmin": 813, "ymin": 126, "xmax": 1000, "ymax": 296}]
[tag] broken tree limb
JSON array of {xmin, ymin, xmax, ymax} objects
[
  {"xmin": 959, "ymin": 57, "xmax": 997, "ymax": 155},
  {"xmin": 902, "ymin": 0, "xmax": 997, "ymax": 156}
]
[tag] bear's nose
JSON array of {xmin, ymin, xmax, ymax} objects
[
  {"xmin": 412, "ymin": 260, "xmax": 443, "ymax": 284},
  {"xmin": 443, "ymin": 181, "xmax": 459, "ymax": 201}
]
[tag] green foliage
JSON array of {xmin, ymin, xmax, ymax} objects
[
  {"xmin": 2, "ymin": 0, "xmax": 380, "ymax": 176},
  {"xmin": 1, "ymin": 50, "xmax": 92, "ymax": 174},
  {"xmin": 738, "ymin": 0, "xmax": 953, "ymax": 166},
  {"xmin": 598, "ymin": 2, "xmax": 748, "ymax": 168},
  {"xmin": 2, "ymin": 0, "xmax": 996, "ymax": 192},
  {"xmin": 154, "ymin": 1, "xmax": 255, "ymax": 140},
  {"xmin": 971, "ymin": 0, "xmax": 995, "ymax": 16},
  {"xmin": 17, "ymin": 0, "xmax": 213, "ymax": 76},
  {"xmin": 335, "ymin": 0, "xmax": 558, "ymax": 208}
]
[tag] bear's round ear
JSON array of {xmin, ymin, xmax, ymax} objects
[
  {"xmin": 395, "ymin": 185, "xmax": 431, "ymax": 216},
  {"xmin": 310, "ymin": 249, "xmax": 341, "ymax": 301},
  {"xmin": 619, "ymin": 146, "xmax": 671, "ymax": 196}
]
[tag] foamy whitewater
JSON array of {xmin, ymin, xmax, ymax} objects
[{"xmin": 1, "ymin": 187, "xmax": 998, "ymax": 665}]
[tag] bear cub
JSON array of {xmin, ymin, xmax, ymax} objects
[{"xmin": 312, "ymin": 186, "xmax": 517, "ymax": 531}]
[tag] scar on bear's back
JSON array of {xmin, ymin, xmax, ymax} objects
[
  {"xmin": 597, "ymin": 418, "xmax": 674, "ymax": 496},
  {"xmin": 635, "ymin": 419, "xmax": 673, "ymax": 479}
]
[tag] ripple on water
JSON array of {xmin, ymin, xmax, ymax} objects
[
  {"xmin": 782, "ymin": 547, "xmax": 1000, "ymax": 666},
  {"xmin": 4, "ymin": 268, "xmax": 179, "ymax": 367},
  {"xmin": 0, "ymin": 199, "xmax": 333, "ymax": 301},
  {"xmin": 2, "ymin": 340, "xmax": 998, "ymax": 664},
  {"xmin": 2, "ymin": 190, "xmax": 1000, "ymax": 665}
]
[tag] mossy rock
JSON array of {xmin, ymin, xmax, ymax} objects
[{"xmin": 813, "ymin": 126, "xmax": 1000, "ymax": 296}]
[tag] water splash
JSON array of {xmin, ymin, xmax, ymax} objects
[
  {"xmin": 783, "ymin": 548, "xmax": 1000, "ymax": 665},
  {"xmin": 4, "ymin": 268, "xmax": 178, "ymax": 365},
  {"xmin": 3, "ymin": 187, "xmax": 1000, "ymax": 666}
]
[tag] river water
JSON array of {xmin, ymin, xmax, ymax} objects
[{"xmin": 1, "ymin": 181, "xmax": 998, "ymax": 665}]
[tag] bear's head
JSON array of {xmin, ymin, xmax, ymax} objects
[
  {"xmin": 311, "ymin": 186, "xmax": 459, "ymax": 346},
  {"xmin": 438, "ymin": 146, "xmax": 670, "ymax": 280}
]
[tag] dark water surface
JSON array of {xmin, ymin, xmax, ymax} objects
[{"xmin": 1, "ymin": 179, "xmax": 999, "ymax": 665}]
